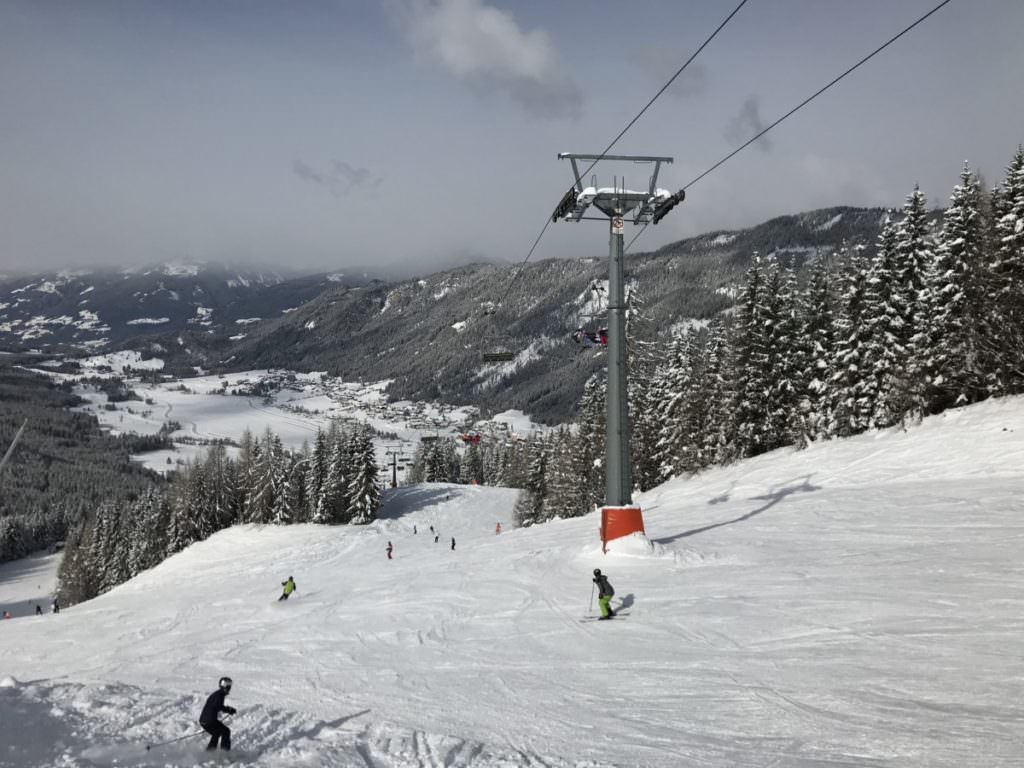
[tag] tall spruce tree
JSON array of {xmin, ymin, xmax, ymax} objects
[
  {"xmin": 830, "ymin": 244, "xmax": 875, "ymax": 437},
  {"xmin": 800, "ymin": 255, "xmax": 836, "ymax": 440},
  {"xmin": 990, "ymin": 146, "xmax": 1024, "ymax": 392},
  {"xmin": 347, "ymin": 424, "xmax": 381, "ymax": 524},
  {"xmin": 921, "ymin": 165, "xmax": 988, "ymax": 411}
]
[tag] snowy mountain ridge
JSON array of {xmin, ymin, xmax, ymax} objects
[
  {"xmin": 2, "ymin": 394, "xmax": 1022, "ymax": 766},
  {"xmin": 0, "ymin": 206, "xmax": 894, "ymax": 421}
]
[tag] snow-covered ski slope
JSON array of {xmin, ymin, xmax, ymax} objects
[{"xmin": 3, "ymin": 397, "xmax": 1024, "ymax": 767}]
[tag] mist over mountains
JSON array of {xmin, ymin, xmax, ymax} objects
[{"xmin": 0, "ymin": 206, "xmax": 899, "ymax": 422}]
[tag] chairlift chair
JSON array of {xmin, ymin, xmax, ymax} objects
[{"xmin": 482, "ymin": 350, "xmax": 515, "ymax": 363}]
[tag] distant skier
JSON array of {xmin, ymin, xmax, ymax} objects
[
  {"xmin": 278, "ymin": 576, "xmax": 296, "ymax": 601},
  {"xmin": 450, "ymin": 537, "xmax": 456, "ymax": 551},
  {"xmin": 35, "ymin": 604, "xmax": 42, "ymax": 616},
  {"xmin": 592, "ymin": 569, "xmax": 616, "ymax": 620},
  {"xmin": 199, "ymin": 677, "xmax": 236, "ymax": 751},
  {"xmin": 429, "ymin": 525, "xmax": 434, "ymax": 534},
  {"xmin": 386, "ymin": 541, "xmax": 393, "ymax": 560},
  {"xmin": 434, "ymin": 533, "xmax": 440, "ymax": 544},
  {"xmin": 495, "ymin": 522, "xmax": 502, "ymax": 535},
  {"xmin": 51, "ymin": 599, "xmax": 59, "ymax": 614},
  {"xmin": 413, "ymin": 525, "xmax": 417, "ymax": 535},
  {"xmin": 2, "ymin": 610, "xmax": 10, "ymax": 619}
]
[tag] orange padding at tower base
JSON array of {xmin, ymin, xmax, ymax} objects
[{"xmin": 601, "ymin": 506, "xmax": 645, "ymax": 552}]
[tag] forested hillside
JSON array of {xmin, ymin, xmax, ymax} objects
[
  {"xmin": 0, "ymin": 358, "xmax": 164, "ymax": 562},
  {"xmin": 132, "ymin": 206, "xmax": 894, "ymax": 423}
]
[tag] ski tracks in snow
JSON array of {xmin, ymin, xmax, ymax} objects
[{"xmin": 2, "ymin": 679, "xmax": 588, "ymax": 767}]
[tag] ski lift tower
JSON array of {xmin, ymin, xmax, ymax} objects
[{"xmin": 552, "ymin": 153, "xmax": 684, "ymax": 550}]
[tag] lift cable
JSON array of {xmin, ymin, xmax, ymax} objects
[
  {"xmin": 624, "ymin": 0, "xmax": 954, "ymax": 255},
  {"xmin": 488, "ymin": 0, "xmax": 753, "ymax": 315}
]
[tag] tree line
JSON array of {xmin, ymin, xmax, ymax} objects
[
  {"xmin": 57, "ymin": 421, "xmax": 380, "ymax": 604},
  {"xmin": 403, "ymin": 147, "xmax": 1024, "ymax": 527},
  {"xmin": 0, "ymin": 363, "xmax": 166, "ymax": 564}
]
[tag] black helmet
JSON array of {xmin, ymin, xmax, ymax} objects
[
  {"xmin": 218, "ymin": 676, "xmax": 233, "ymax": 692},
  {"xmin": 593, "ymin": 568, "xmax": 601, "ymax": 576}
]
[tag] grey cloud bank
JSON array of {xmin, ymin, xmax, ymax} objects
[{"xmin": 1, "ymin": 0, "xmax": 1022, "ymax": 276}]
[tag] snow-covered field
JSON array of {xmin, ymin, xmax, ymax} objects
[
  {"xmin": 3, "ymin": 397, "xmax": 1024, "ymax": 766},
  {"xmin": 52, "ymin": 368, "xmax": 545, "ymax": 474},
  {"xmin": 0, "ymin": 551, "xmax": 60, "ymax": 619}
]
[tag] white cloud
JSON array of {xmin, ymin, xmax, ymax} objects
[{"xmin": 399, "ymin": 0, "xmax": 581, "ymax": 119}]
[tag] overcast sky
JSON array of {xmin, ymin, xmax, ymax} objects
[{"xmin": 1, "ymin": 0, "xmax": 1022, "ymax": 277}]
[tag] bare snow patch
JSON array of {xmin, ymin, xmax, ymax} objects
[
  {"xmin": 80, "ymin": 350, "xmax": 164, "ymax": 372},
  {"xmin": 815, "ymin": 212, "xmax": 844, "ymax": 231}
]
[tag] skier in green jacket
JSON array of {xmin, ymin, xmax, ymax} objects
[{"xmin": 279, "ymin": 576, "xmax": 296, "ymax": 601}]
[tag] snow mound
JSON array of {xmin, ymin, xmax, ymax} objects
[
  {"xmin": 602, "ymin": 531, "xmax": 655, "ymax": 556},
  {"xmin": 0, "ymin": 676, "xmax": 19, "ymax": 688}
]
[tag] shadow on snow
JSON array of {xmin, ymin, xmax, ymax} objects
[{"xmin": 653, "ymin": 475, "xmax": 821, "ymax": 545}]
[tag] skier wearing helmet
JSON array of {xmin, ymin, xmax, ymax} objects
[
  {"xmin": 199, "ymin": 677, "xmax": 236, "ymax": 751},
  {"xmin": 592, "ymin": 569, "xmax": 615, "ymax": 620}
]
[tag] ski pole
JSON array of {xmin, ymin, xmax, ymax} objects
[
  {"xmin": 145, "ymin": 728, "xmax": 204, "ymax": 751},
  {"xmin": 589, "ymin": 582, "xmax": 595, "ymax": 614},
  {"xmin": 146, "ymin": 714, "xmax": 233, "ymax": 751}
]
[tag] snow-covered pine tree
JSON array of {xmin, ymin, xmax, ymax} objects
[
  {"xmin": 576, "ymin": 375, "xmax": 606, "ymax": 508},
  {"xmin": 829, "ymin": 244, "xmax": 875, "ymax": 437},
  {"xmin": 732, "ymin": 254, "xmax": 776, "ymax": 458},
  {"xmin": 127, "ymin": 488, "xmax": 170, "ymax": 577},
  {"xmin": 652, "ymin": 332, "xmax": 700, "ymax": 480},
  {"xmin": 203, "ymin": 443, "xmax": 236, "ymax": 530},
  {"xmin": 625, "ymin": 283, "xmax": 662, "ymax": 492},
  {"xmin": 346, "ymin": 423, "xmax": 380, "ymax": 524},
  {"xmin": 90, "ymin": 501, "xmax": 126, "ymax": 594},
  {"xmin": 284, "ymin": 452, "xmax": 308, "ymax": 523},
  {"xmin": 439, "ymin": 438, "xmax": 461, "ymax": 483},
  {"xmin": 244, "ymin": 429, "xmax": 278, "ymax": 524},
  {"xmin": 698, "ymin": 319, "xmax": 733, "ymax": 466},
  {"xmin": 773, "ymin": 259, "xmax": 810, "ymax": 447},
  {"xmin": 424, "ymin": 440, "xmax": 448, "ymax": 483},
  {"xmin": 317, "ymin": 429, "xmax": 349, "ymax": 524},
  {"xmin": 541, "ymin": 427, "xmax": 590, "ymax": 520},
  {"xmin": 990, "ymin": 146, "xmax": 1024, "ymax": 392},
  {"xmin": 304, "ymin": 431, "xmax": 329, "ymax": 519},
  {"xmin": 55, "ymin": 519, "xmax": 96, "ymax": 605},
  {"xmin": 459, "ymin": 441, "xmax": 484, "ymax": 485},
  {"xmin": 406, "ymin": 440, "xmax": 427, "ymax": 485},
  {"xmin": 799, "ymin": 254, "xmax": 836, "ymax": 440},
  {"xmin": 862, "ymin": 218, "xmax": 905, "ymax": 428},
  {"xmin": 512, "ymin": 435, "xmax": 548, "ymax": 527},
  {"xmin": 234, "ymin": 428, "xmax": 256, "ymax": 520},
  {"xmin": 165, "ymin": 466, "xmax": 195, "ymax": 556},
  {"xmin": 874, "ymin": 188, "xmax": 935, "ymax": 424},
  {"xmin": 920, "ymin": 164, "xmax": 988, "ymax": 411},
  {"xmin": 270, "ymin": 443, "xmax": 296, "ymax": 525}
]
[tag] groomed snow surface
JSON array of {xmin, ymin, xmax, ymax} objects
[{"xmin": 3, "ymin": 398, "xmax": 1024, "ymax": 766}]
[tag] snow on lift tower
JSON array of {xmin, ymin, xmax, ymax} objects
[{"xmin": 552, "ymin": 153, "xmax": 685, "ymax": 553}]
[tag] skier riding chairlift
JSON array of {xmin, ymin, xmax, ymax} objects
[{"xmin": 572, "ymin": 327, "xmax": 608, "ymax": 348}]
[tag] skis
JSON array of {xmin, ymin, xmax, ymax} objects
[{"xmin": 580, "ymin": 612, "xmax": 629, "ymax": 623}]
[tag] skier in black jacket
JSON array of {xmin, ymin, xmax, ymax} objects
[
  {"xmin": 199, "ymin": 677, "xmax": 236, "ymax": 751},
  {"xmin": 593, "ymin": 569, "xmax": 616, "ymax": 620}
]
